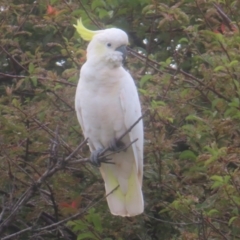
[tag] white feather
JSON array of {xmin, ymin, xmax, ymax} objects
[{"xmin": 75, "ymin": 28, "xmax": 144, "ymax": 217}]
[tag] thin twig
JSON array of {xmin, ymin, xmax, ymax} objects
[
  {"xmin": 1, "ymin": 185, "xmax": 119, "ymax": 240},
  {"xmin": 0, "ymin": 47, "xmax": 28, "ymax": 72},
  {"xmin": 145, "ymin": 213, "xmax": 200, "ymax": 226},
  {"xmin": 65, "ymin": 138, "xmax": 88, "ymax": 162},
  {"xmin": 0, "ymin": 114, "xmax": 143, "ymax": 235},
  {"xmin": 213, "ymin": 3, "xmax": 237, "ymax": 31},
  {"xmin": 98, "ymin": 112, "xmax": 146, "ymax": 158},
  {"xmin": 77, "ymin": 0, "xmax": 102, "ymax": 28},
  {"xmin": 0, "ymin": 72, "xmax": 76, "ymax": 86},
  {"xmin": 100, "ymin": 138, "xmax": 138, "ymax": 163}
]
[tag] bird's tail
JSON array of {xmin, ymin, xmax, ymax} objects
[{"xmin": 100, "ymin": 153, "xmax": 143, "ymax": 217}]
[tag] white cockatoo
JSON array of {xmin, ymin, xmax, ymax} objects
[{"xmin": 74, "ymin": 19, "xmax": 144, "ymax": 217}]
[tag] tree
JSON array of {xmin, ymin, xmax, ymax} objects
[{"xmin": 1, "ymin": 0, "xmax": 240, "ymax": 239}]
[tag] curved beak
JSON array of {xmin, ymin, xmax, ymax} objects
[{"xmin": 115, "ymin": 45, "xmax": 127, "ymax": 62}]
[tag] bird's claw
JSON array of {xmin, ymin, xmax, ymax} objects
[
  {"xmin": 90, "ymin": 139, "xmax": 125, "ymax": 167},
  {"xmin": 90, "ymin": 149, "xmax": 104, "ymax": 167},
  {"xmin": 108, "ymin": 138, "xmax": 125, "ymax": 152},
  {"xmin": 90, "ymin": 149, "xmax": 114, "ymax": 167}
]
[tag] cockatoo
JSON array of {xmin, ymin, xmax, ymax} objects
[{"xmin": 74, "ymin": 19, "xmax": 144, "ymax": 217}]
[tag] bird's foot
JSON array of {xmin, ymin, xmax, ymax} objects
[
  {"xmin": 108, "ymin": 138, "xmax": 126, "ymax": 152},
  {"xmin": 90, "ymin": 139, "xmax": 126, "ymax": 167},
  {"xmin": 90, "ymin": 148, "xmax": 104, "ymax": 167},
  {"xmin": 90, "ymin": 148, "xmax": 113, "ymax": 167}
]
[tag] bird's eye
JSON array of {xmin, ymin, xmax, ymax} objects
[{"xmin": 107, "ymin": 43, "xmax": 111, "ymax": 47}]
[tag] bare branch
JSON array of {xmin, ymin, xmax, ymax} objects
[
  {"xmin": 1, "ymin": 185, "xmax": 119, "ymax": 240},
  {"xmin": 96, "ymin": 112, "xmax": 147, "ymax": 160},
  {"xmin": 213, "ymin": 3, "xmax": 237, "ymax": 32},
  {"xmin": 65, "ymin": 138, "xmax": 88, "ymax": 162},
  {"xmin": 0, "ymin": 72, "xmax": 76, "ymax": 86},
  {"xmin": 0, "ymin": 113, "xmax": 144, "ymax": 236}
]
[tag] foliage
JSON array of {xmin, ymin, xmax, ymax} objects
[{"xmin": 1, "ymin": 0, "xmax": 240, "ymax": 239}]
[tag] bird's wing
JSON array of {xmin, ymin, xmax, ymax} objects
[
  {"xmin": 101, "ymin": 75, "xmax": 144, "ymax": 216},
  {"xmin": 119, "ymin": 73, "xmax": 144, "ymax": 185},
  {"xmin": 75, "ymin": 84, "xmax": 85, "ymax": 134}
]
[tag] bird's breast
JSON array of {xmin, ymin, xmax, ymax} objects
[{"xmin": 76, "ymin": 68, "xmax": 127, "ymax": 149}]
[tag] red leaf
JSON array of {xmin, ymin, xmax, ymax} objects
[
  {"xmin": 213, "ymin": 30, "xmax": 221, "ymax": 34},
  {"xmin": 59, "ymin": 202, "xmax": 71, "ymax": 208},
  {"xmin": 59, "ymin": 197, "xmax": 81, "ymax": 209},
  {"xmin": 220, "ymin": 23, "xmax": 226, "ymax": 33},
  {"xmin": 71, "ymin": 201, "xmax": 77, "ymax": 208},
  {"xmin": 47, "ymin": 5, "xmax": 58, "ymax": 16},
  {"xmin": 231, "ymin": 25, "xmax": 238, "ymax": 33}
]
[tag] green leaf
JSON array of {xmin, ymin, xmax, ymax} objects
[
  {"xmin": 151, "ymin": 100, "xmax": 166, "ymax": 108},
  {"xmin": 232, "ymin": 196, "xmax": 240, "ymax": 205},
  {"xmin": 228, "ymin": 216, "xmax": 237, "ymax": 226},
  {"xmin": 62, "ymin": 36, "xmax": 69, "ymax": 43},
  {"xmin": 172, "ymin": 200, "xmax": 180, "ymax": 210},
  {"xmin": 71, "ymin": 9, "xmax": 83, "ymax": 17},
  {"xmin": 223, "ymin": 175, "xmax": 230, "ymax": 183},
  {"xmin": 179, "ymin": 150, "xmax": 197, "ymax": 161},
  {"xmin": 228, "ymin": 98, "xmax": 239, "ymax": 108},
  {"xmin": 234, "ymin": 79, "xmax": 239, "ymax": 90},
  {"xmin": 212, "ymin": 98, "xmax": 222, "ymax": 109},
  {"xmin": 98, "ymin": 8, "xmax": 109, "ymax": 19},
  {"xmin": 91, "ymin": 0, "xmax": 105, "ymax": 10},
  {"xmin": 28, "ymin": 62, "xmax": 35, "ymax": 74},
  {"xmin": 138, "ymin": 89, "xmax": 147, "ymax": 95},
  {"xmin": 207, "ymin": 209, "xmax": 219, "ymax": 216},
  {"xmin": 178, "ymin": 37, "xmax": 188, "ymax": 43},
  {"xmin": 31, "ymin": 76, "xmax": 38, "ymax": 87},
  {"xmin": 224, "ymin": 107, "xmax": 236, "ymax": 117},
  {"xmin": 12, "ymin": 98, "xmax": 20, "ymax": 107},
  {"xmin": 214, "ymin": 65, "xmax": 225, "ymax": 72},
  {"xmin": 210, "ymin": 175, "xmax": 223, "ymax": 182},
  {"xmin": 54, "ymin": 84, "xmax": 63, "ymax": 90},
  {"xmin": 91, "ymin": 214, "xmax": 102, "ymax": 233},
  {"xmin": 167, "ymin": 117, "xmax": 173, "ymax": 123},
  {"xmin": 139, "ymin": 74, "xmax": 152, "ymax": 88},
  {"xmin": 38, "ymin": 111, "xmax": 46, "ymax": 122},
  {"xmin": 185, "ymin": 115, "xmax": 204, "ymax": 122},
  {"xmin": 66, "ymin": 221, "xmax": 75, "ymax": 227},
  {"xmin": 211, "ymin": 181, "xmax": 223, "ymax": 188},
  {"xmin": 50, "ymin": 0, "xmax": 59, "ymax": 4},
  {"xmin": 214, "ymin": 32, "xmax": 225, "ymax": 43},
  {"xmin": 180, "ymin": 89, "xmax": 189, "ymax": 97},
  {"xmin": 165, "ymin": 57, "xmax": 172, "ymax": 65},
  {"xmin": 228, "ymin": 60, "xmax": 238, "ymax": 68},
  {"xmin": 68, "ymin": 76, "xmax": 78, "ymax": 83},
  {"xmin": 67, "ymin": 220, "xmax": 88, "ymax": 232},
  {"xmin": 77, "ymin": 232, "xmax": 98, "ymax": 240},
  {"xmin": 73, "ymin": 222, "xmax": 88, "ymax": 232}
]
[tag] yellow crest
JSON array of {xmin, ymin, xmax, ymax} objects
[{"xmin": 73, "ymin": 19, "xmax": 102, "ymax": 41}]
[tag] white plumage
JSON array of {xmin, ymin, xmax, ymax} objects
[{"xmin": 74, "ymin": 20, "xmax": 144, "ymax": 217}]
